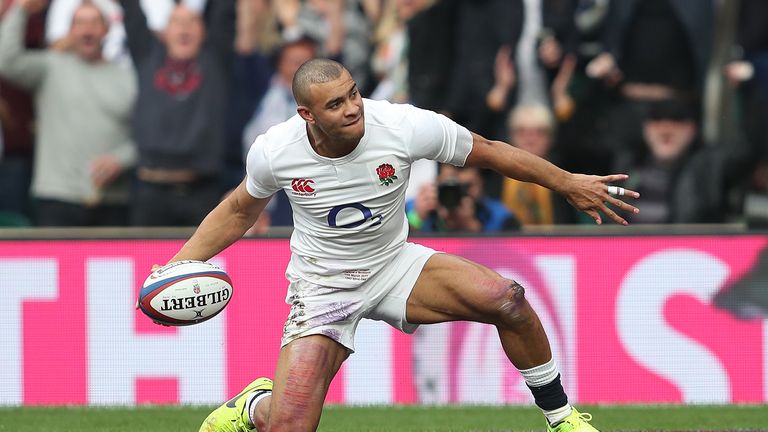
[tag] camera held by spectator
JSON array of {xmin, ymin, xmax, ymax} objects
[
  {"xmin": 437, "ymin": 177, "xmax": 469, "ymax": 210},
  {"xmin": 406, "ymin": 165, "xmax": 519, "ymax": 233}
]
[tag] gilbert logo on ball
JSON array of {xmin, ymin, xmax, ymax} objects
[{"xmin": 138, "ymin": 260, "xmax": 233, "ymax": 326}]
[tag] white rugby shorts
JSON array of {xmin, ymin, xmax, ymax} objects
[{"xmin": 281, "ymin": 242, "xmax": 437, "ymax": 351}]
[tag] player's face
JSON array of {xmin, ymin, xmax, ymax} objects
[
  {"xmin": 69, "ymin": 5, "xmax": 108, "ymax": 62},
  {"xmin": 305, "ymin": 70, "xmax": 365, "ymax": 142}
]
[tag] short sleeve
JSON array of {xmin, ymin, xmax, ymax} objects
[
  {"xmin": 245, "ymin": 135, "xmax": 280, "ymax": 199},
  {"xmin": 404, "ymin": 104, "xmax": 473, "ymax": 166}
]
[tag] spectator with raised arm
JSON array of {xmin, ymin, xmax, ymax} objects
[
  {"xmin": 120, "ymin": 0, "xmax": 235, "ymax": 226},
  {"xmin": 445, "ymin": 0, "xmax": 524, "ymax": 198},
  {"xmin": 0, "ymin": 0, "xmax": 137, "ymax": 226},
  {"xmin": 0, "ymin": 0, "xmax": 45, "ymax": 226},
  {"xmin": 223, "ymin": 0, "xmax": 275, "ymax": 192},
  {"xmin": 45, "ymin": 0, "xmax": 127, "ymax": 61},
  {"xmin": 586, "ymin": 0, "xmax": 713, "ymax": 162},
  {"xmin": 512, "ymin": 0, "xmax": 577, "ymax": 107},
  {"xmin": 445, "ymin": 0, "xmax": 523, "ymax": 141},
  {"xmin": 406, "ymin": 0, "xmax": 456, "ymax": 113},
  {"xmin": 368, "ymin": 0, "xmax": 414, "ymax": 103},
  {"xmin": 274, "ymin": 0, "xmax": 371, "ymax": 92}
]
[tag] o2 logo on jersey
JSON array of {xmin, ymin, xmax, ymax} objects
[{"xmin": 327, "ymin": 203, "xmax": 382, "ymax": 229}]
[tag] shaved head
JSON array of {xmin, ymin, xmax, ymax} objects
[{"xmin": 292, "ymin": 59, "xmax": 345, "ymax": 106}]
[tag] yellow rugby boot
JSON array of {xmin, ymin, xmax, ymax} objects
[
  {"xmin": 547, "ymin": 408, "xmax": 599, "ymax": 432},
  {"xmin": 199, "ymin": 377, "xmax": 273, "ymax": 432}
]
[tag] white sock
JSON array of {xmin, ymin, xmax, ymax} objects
[
  {"xmin": 518, "ymin": 358, "xmax": 572, "ymax": 425},
  {"xmin": 542, "ymin": 404, "xmax": 573, "ymax": 426},
  {"xmin": 245, "ymin": 390, "xmax": 272, "ymax": 429},
  {"xmin": 518, "ymin": 357, "xmax": 558, "ymax": 387}
]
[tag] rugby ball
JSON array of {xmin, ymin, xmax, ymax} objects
[{"xmin": 138, "ymin": 260, "xmax": 233, "ymax": 326}]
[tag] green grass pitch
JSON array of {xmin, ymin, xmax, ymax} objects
[{"xmin": 0, "ymin": 405, "xmax": 766, "ymax": 431}]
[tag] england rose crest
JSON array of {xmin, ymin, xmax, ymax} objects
[{"xmin": 376, "ymin": 163, "xmax": 398, "ymax": 186}]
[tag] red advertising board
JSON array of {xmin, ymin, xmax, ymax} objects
[{"xmin": 0, "ymin": 236, "xmax": 765, "ymax": 405}]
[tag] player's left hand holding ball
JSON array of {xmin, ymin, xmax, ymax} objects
[{"xmin": 137, "ymin": 260, "xmax": 234, "ymax": 326}]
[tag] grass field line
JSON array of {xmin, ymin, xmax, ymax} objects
[{"xmin": 0, "ymin": 404, "xmax": 766, "ymax": 432}]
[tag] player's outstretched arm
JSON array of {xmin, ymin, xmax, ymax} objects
[
  {"xmin": 168, "ymin": 179, "xmax": 272, "ymax": 263},
  {"xmin": 464, "ymin": 132, "xmax": 639, "ymax": 225}
]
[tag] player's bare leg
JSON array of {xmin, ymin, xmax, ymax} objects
[
  {"xmin": 252, "ymin": 334, "xmax": 349, "ymax": 432},
  {"xmin": 407, "ymin": 253, "xmax": 551, "ymax": 366},
  {"xmin": 406, "ymin": 253, "xmax": 597, "ymax": 431}
]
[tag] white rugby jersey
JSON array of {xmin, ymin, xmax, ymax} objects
[{"xmin": 245, "ymin": 99, "xmax": 473, "ymax": 288}]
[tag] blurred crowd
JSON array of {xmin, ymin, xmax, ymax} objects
[{"xmin": 0, "ymin": 0, "xmax": 767, "ymax": 232}]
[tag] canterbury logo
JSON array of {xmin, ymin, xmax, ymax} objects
[{"xmin": 291, "ymin": 179, "xmax": 315, "ymax": 193}]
